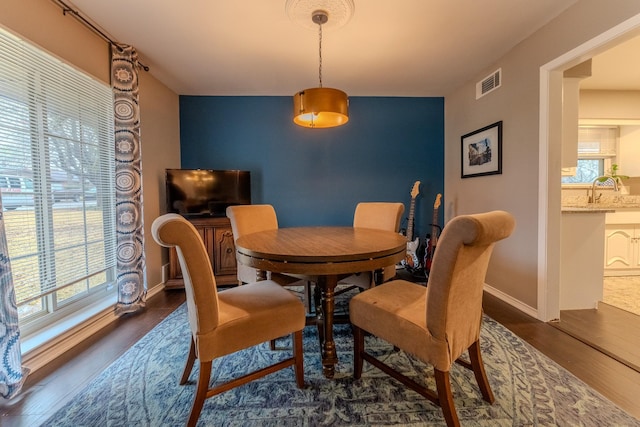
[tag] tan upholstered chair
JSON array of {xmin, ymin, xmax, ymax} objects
[
  {"xmin": 350, "ymin": 210, "xmax": 515, "ymax": 427},
  {"xmin": 151, "ymin": 214, "xmax": 305, "ymax": 427},
  {"xmin": 226, "ymin": 204, "xmax": 315, "ymax": 312},
  {"xmin": 337, "ymin": 202, "xmax": 405, "ymax": 291}
]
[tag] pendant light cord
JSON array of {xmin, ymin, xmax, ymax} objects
[{"xmin": 318, "ymin": 22, "xmax": 323, "ymax": 88}]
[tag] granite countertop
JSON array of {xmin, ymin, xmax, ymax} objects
[
  {"xmin": 561, "ymin": 206, "xmax": 616, "ymax": 213},
  {"xmin": 562, "ymin": 194, "xmax": 640, "ymax": 213}
]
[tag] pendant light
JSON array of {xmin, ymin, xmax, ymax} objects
[{"xmin": 293, "ymin": 10, "xmax": 349, "ymax": 128}]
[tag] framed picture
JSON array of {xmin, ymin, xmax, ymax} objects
[{"xmin": 461, "ymin": 121, "xmax": 502, "ymax": 179}]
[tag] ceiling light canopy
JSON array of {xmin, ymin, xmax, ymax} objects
[
  {"xmin": 288, "ymin": 1, "xmax": 353, "ymax": 128},
  {"xmin": 286, "ymin": 0, "xmax": 354, "ymax": 30}
]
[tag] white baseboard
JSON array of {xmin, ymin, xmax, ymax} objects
[
  {"xmin": 23, "ymin": 283, "xmax": 166, "ymax": 374},
  {"xmin": 483, "ymin": 283, "xmax": 538, "ymax": 319}
]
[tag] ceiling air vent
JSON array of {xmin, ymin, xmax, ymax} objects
[{"xmin": 476, "ymin": 68, "xmax": 501, "ymax": 99}]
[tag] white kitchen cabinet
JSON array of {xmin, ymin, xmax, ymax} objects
[
  {"xmin": 604, "ymin": 224, "xmax": 640, "ymax": 274},
  {"xmin": 604, "ymin": 211, "xmax": 640, "ymax": 276}
]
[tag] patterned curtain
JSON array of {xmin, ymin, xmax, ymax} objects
[
  {"xmin": 112, "ymin": 44, "xmax": 147, "ymax": 315},
  {"xmin": 0, "ymin": 206, "xmax": 28, "ymax": 399}
]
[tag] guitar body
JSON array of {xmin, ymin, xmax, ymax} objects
[
  {"xmin": 405, "ymin": 237, "xmax": 420, "ymax": 269},
  {"xmin": 424, "ymin": 236, "xmax": 434, "ymax": 274},
  {"xmin": 424, "ymin": 193, "xmax": 442, "ymax": 279}
]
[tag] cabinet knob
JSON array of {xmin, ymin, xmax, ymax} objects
[{"xmin": 226, "ymin": 248, "xmax": 233, "ymax": 254}]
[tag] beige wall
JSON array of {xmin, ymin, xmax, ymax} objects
[
  {"xmin": 580, "ymin": 90, "xmax": 640, "ymax": 120},
  {"xmin": 0, "ymin": 0, "xmax": 181, "ymax": 291},
  {"xmin": 138, "ymin": 72, "xmax": 181, "ymax": 287},
  {"xmin": 444, "ymin": 0, "xmax": 640, "ymax": 314},
  {"xmin": 0, "ymin": 0, "xmax": 109, "ymax": 83}
]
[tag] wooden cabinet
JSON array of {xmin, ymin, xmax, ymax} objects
[
  {"xmin": 604, "ymin": 224, "xmax": 640, "ymax": 274},
  {"xmin": 604, "ymin": 211, "xmax": 640, "ymax": 276},
  {"xmin": 165, "ymin": 216, "xmax": 238, "ymax": 289}
]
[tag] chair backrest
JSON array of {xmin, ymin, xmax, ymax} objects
[
  {"xmin": 226, "ymin": 204, "xmax": 280, "ymax": 283},
  {"xmin": 151, "ymin": 213, "xmax": 219, "ymax": 339},
  {"xmin": 425, "ymin": 210, "xmax": 515, "ymax": 363},
  {"xmin": 226, "ymin": 204, "xmax": 279, "ymax": 242},
  {"xmin": 353, "ymin": 202, "xmax": 405, "ymax": 232}
]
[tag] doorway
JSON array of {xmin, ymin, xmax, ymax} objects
[
  {"xmin": 540, "ymin": 14, "xmax": 640, "ymax": 371},
  {"xmin": 539, "ymin": 13, "xmax": 640, "ymax": 322}
]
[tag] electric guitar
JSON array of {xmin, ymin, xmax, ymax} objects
[
  {"xmin": 424, "ymin": 193, "xmax": 442, "ymax": 278},
  {"xmin": 402, "ymin": 181, "xmax": 421, "ymax": 270}
]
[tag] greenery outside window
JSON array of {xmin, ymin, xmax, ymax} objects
[{"xmin": 0, "ymin": 26, "xmax": 116, "ymax": 337}]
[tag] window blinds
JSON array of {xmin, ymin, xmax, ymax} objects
[
  {"xmin": 578, "ymin": 126, "xmax": 617, "ymax": 157},
  {"xmin": 0, "ymin": 26, "xmax": 116, "ymax": 317}
]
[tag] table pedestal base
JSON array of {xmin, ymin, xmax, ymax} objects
[{"xmin": 316, "ymin": 275, "xmax": 339, "ymax": 378}]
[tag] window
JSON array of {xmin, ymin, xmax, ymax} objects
[
  {"xmin": 562, "ymin": 126, "xmax": 618, "ymax": 185},
  {"xmin": 0, "ymin": 26, "xmax": 116, "ymax": 336}
]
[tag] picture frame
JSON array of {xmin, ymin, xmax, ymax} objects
[{"xmin": 461, "ymin": 121, "xmax": 502, "ymax": 179}]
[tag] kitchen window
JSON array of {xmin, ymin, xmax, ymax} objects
[
  {"xmin": 562, "ymin": 126, "xmax": 618, "ymax": 185},
  {"xmin": 0, "ymin": 26, "xmax": 116, "ymax": 337}
]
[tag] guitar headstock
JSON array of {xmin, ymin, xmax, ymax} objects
[
  {"xmin": 410, "ymin": 181, "xmax": 421, "ymax": 199},
  {"xmin": 434, "ymin": 193, "xmax": 442, "ymax": 209}
]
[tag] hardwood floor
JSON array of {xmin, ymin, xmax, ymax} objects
[
  {"xmin": 0, "ymin": 290, "xmax": 187, "ymax": 427},
  {"xmin": 2, "ymin": 289, "xmax": 640, "ymax": 426},
  {"xmin": 550, "ymin": 302, "xmax": 640, "ymax": 372}
]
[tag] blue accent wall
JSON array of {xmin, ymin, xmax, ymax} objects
[{"xmin": 179, "ymin": 96, "xmax": 443, "ymax": 237}]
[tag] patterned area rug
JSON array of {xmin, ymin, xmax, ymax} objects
[{"xmin": 44, "ymin": 303, "xmax": 640, "ymax": 426}]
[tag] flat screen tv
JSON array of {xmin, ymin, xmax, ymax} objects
[{"xmin": 166, "ymin": 169, "xmax": 251, "ymax": 217}]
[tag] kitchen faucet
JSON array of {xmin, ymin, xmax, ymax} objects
[{"xmin": 588, "ymin": 176, "xmax": 618, "ymax": 203}]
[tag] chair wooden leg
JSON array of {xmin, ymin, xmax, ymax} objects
[
  {"xmin": 434, "ymin": 369, "xmax": 459, "ymax": 427},
  {"xmin": 187, "ymin": 360, "xmax": 212, "ymax": 427},
  {"xmin": 468, "ymin": 340, "xmax": 495, "ymax": 403},
  {"xmin": 270, "ymin": 339, "xmax": 277, "ymax": 350},
  {"xmin": 292, "ymin": 330, "xmax": 304, "ymax": 388},
  {"xmin": 352, "ymin": 325, "xmax": 364, "ymax": 379},
  {"xmin": 180, "ymin": 337, "xmax": 197, "ymax": 385}
]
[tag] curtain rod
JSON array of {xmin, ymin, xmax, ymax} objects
[{"xmin": 51, "ymin": 0, "xmax": 149, "ymax": 71}]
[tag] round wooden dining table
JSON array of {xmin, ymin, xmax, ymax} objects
[{"xmin": 234, "ymin": 226, "xmax": 407, "ymax": 378}]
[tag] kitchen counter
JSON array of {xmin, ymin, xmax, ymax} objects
[
  {"xmin": 561, "ymin": 211, "xmax": 606, "ymax": 310},
  {"xmin": 560, "ymin": 200, "xmax": 640, "ymax": 309},
  {"xmin": 562, "ymin": 206, "xmax": 616, "ymax": 213},
  {"xmin": 562, "ymin": 194, "xmax": 640, "ymax": 212}
]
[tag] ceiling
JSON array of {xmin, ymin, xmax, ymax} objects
[
  {"xmin": 66, "ymin": 0, "xmax": 640, "ymax": 96},
  {"xmin": 580, "ymin": 34, "xmax": 640, "ymax": 90},
  {"xmin": 68, "ymin": 0, "xmax": 583, "ymax": 97}
]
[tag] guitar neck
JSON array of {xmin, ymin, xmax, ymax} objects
[
  {"xmin": 406, "ymin": 198, "xmax": 416, "ymax": 240},
  {"xmin": 430, "ymin": 201, "xmax": 441, "ymax": 243}
]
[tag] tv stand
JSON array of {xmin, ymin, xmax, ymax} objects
[{"xmin": 165, "ymin": 216, "xmax": 238, "ymax": 289}]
